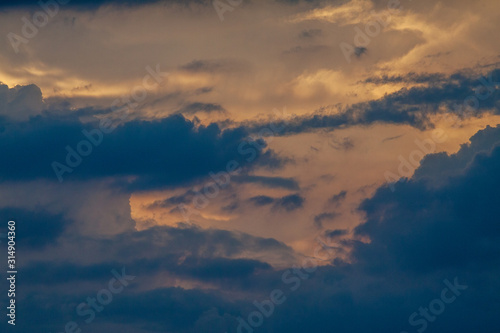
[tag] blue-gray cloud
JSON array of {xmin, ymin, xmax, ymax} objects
[
  {"xmin": 0, "ymin": 99, "xmax": 283, "ymax": 190},
  {"xmin": 233, "ymin": 175, "xmax": 300, "ymax": 190},
  {"xmin": 11, "ymin": 123, "xmax": 500, "ymax": 332}
]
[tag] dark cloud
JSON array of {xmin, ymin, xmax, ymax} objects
[
  {"xmin": 274, "ymin": 193, "xmax": 304, "ymax": 211},
  {"xmin": 355, "ymin": 124, "xmax": 500, "ymax": 274},
  {"xmin": 248, "ymin": 68, "xmax": 500, "ymax": 135},
  {"xmin": 424, "ymin": 51, "xmax": 452, "ymax": 59},
  {"xmin": 354, "ymin": 46, "xmax": 367, "ymax": 57},
  {"xmin": 249, "ymin": 195, "xmax": 275, "ymax": 206},
  {"xmin": 328, "ymin": 137, "xmax": 354, "ymax": 151},
  {"xmin": 381, "ymin": 133, "xmax": 404, "ymax": 142},
  {"xmin": 148, "ymin": 190, "xmax": 197, "ymax": 209},
  {"xmin": 21, "ymin": 261, "xmax": 131, "ymax": 285},
  {"xmin": 329, "ymin": 190, "xmax": 347, "ymax": 206},
  {"xmin": 16, "ymin": 285, "xmax": 243, "ymax": 333},
  {"xmin": 194, "ymin": 87, "xmax": 214, "ymax": 95},
  {"xmin": 175, "ymin": 102, "xmax": 226, "ymax": 115},
  {"xmin": 412, "ymin": 124, "xmax": 500, "ymax": 186},
  {"xmin": 249, "ymin": 193, "xmax": 305, "ymax": 212},
  {"xmin": 221, "ymin": 201, "xmax": 239, "ymax": 212},
  {"xmin": 324, "ymin": 228, "xmax": 348, "ymax": 239},
  {"xmin": 313, "ymin": 212, "xmax": 338, "ymax": 228},
  {"xmin": 179, "ymin": 59, "xmax": 247, "ymax": 74},
  {"xmin": 247, "ymin": 125, "xmax": 500, "ymax": 333},
  {"xmin": 299, "ymin": 28, "xmax": 322, "ymax": 39},
  {"xmin": 233, "ymin": 175, "xmax": 300, "ymax": 190},
  {"xmin": 183, "ymin": 257, "xmax": 272, "ymax": 280},
  {"xmin": 254, "ymin": 150, "xmax": 292, "ymax": 170},
  {"xmin": 362, "ymin": 72, "xmax": 447, "ymax": 85},
  {"xmin": 15, "ymin": 223, "xmax": 296, "ymax": 289},
  {"xmin": 22, "ymin": 256, "xmax": 271, "ymax": 287},
  {"xmin": 0, "ymin": 95, "xmax": 284, "ymax": 190},
  {"xmin": 0, "ymin": 207, "xmax": 69, "ymax": 249},
  {"xmin": 11, "ymin": 124, "xmax": 500, "ymax": 332},
  {"xmin": 6, "ymin": 220, "xmax": 291, "ymax": 332}
]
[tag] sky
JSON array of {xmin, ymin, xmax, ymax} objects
[{"xmin": 0, "ymin": 0, "xmax": 499, "ymax": 332}]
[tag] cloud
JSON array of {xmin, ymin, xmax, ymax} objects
[
  {"xmin": 233, "ymin": 175, "xmax": 300, "ymax": 190},
  {"xmin": 298, "ymin": 28, "xmax": 322, "ymax": 39},
  {"xmin": 274, "ymin": 193, "xmax": 305, "ymax": 212},
  {"xmin": 0, "ymin": 207, "xmax": 69, "ymax": 249},
  {"xmin": 249, "ymin": 195, "xmax": 275, "ymax": 206},
  {"xmin": 17, "ymin": 284, "xmax": 240, "ymax": 333},
  {"xmin": 253, "ymin": 150, "xmax": 292, "ymax": 170},
  {"xmin": 6, "ymin": 216, "xmax": 294, "ymax": 332},
  {"xmin": 247, "ymin": 68, "xmax": 500, "ymax": 135},
  {"xmin": 329, "ymin": 190, "xmax": 347, "ymax": 206},
  {"xmin": 10, "ymin": 125, "xmax": 500, "ymax": 333},
  {"xmin": 0, "ymin": 96, "xmax": 284, "ymax": 190},
  {"xmin": 328, "ymin": 137, "xmax": 354, "ymax": 151},
  {"xmin": 313, "ymin": 212, "xmax": 338, "ymax": 228},
  {"xmin": 149, "ymin": 190, "xmax": 197, "ymax": 209},
  {"xmin": 412, "ymin": 124, "xmax": 500, "ymax": 186},
  {"xmin": 245, "ymin": 124, "xmax": 500, "ymax": 332},
  {"xmin": 175, "ymin": 102, "xmax": 226, "ymax": 115},
  {"xmin": 0, "ymin": 82, "xmax": 43, "ymax": 121},
  {"xmin": 178, "ymin": 59, "xmax": 248, "ymax": 74},
  {"xmin": 221, "ymin": 201, "xmax": 239, "ymax": 212},
  {"xmin": 3, "ymin": 1, "xmax": 500, "ymax": 332},
  {"xmin": 13, "ymin": 220, "xmax": 298, "ymax": 287},
  {"xmin": 381, "ymin": 133, "xmax": 404, "ymax": 142},
  {"xmin": 362, "ymin": 72, "xmax": 447, "ymax": 85},
  {"xmin": 354, "ymin": 46, "xmax": 367, "ymax": 57},
  {"xmin": 354, "ymin": 124, "xmax": 500, "ymax": 273},
  {"xmin": 249, "ymin": 193, "xmax": 305, "ymax": 212},
  {"xmin": 324, "ymin": 228, "xmax": 348, "ymax": 238}
]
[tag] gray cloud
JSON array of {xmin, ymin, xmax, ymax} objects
[
  {"xmin": 0, "ymin": 82, "xmax": 43, "ymax": 121},
  {"xmin": 249, "ymin": 193, "xmax": 305, "ymax": 212},
  {"xmin": 175, "ymin": 102, "xmax": 226, "ymax": 115},
  {"xmin": 233, "ymin": 175, "xmax": 300, "ymax": 190},
  {"xmin": 313, "ymin": 212, "xmax": 338, "ymax": 228}
]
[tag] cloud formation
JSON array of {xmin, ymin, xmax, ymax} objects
[{"xmin": 0, "ymin": 90, "xmax": 283, "ymax": 190}]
